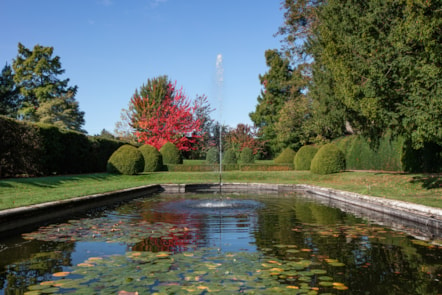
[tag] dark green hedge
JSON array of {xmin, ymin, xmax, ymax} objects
[
  {"xmin": 240, "ymin": 164, "xmax": 293, "ymax": 171},
  {"xmin": 166, "ymin": 164, "xmax": 239, "ymax": 172},
  {"xmin": 334, "ymin": 134, "xmax": 403, "ymax": 171},
  {"xmin": 107, "ymin": 145, "xmax": 144, "ymax": 175},
  {"xmin": 139, "ymin": 144, "xmax": 163, "ymax": 172},
  {"xmin": 274, "ymin": 148, "xmax": 296, "ymax": 164},
  {"xmin": 0, "ymin": 115, "xmax": 127, "ymax": 177},
  {"xmin": 310, "ymin": 143, "xmax": 346, "ymax": 174},
  {"xmin": 334, "ymin": 133, "xmax": 442, "ymax": 172},
  {"xmin": 294, "ymin": 145, "xmax": 318, "ymax": 170},
  {"xmin": 166, "ymin": 164, "xmax": 293, "ymax": 172},
  {"xmin": 160, "ymin": 142, "xmax": 183, "ymax": 165}
]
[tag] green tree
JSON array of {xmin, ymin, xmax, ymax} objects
[
  {"xmin": 97, "ymin": 129, "xmax": 116, "ymax": 139},
  {"xmin": 186, "ymin": 94, "xmax": 214, "ymax": 159},
  {"xmin": 0, "ymin": 63, "xmax": 20, "ymax": 117},
  {"xmin": 129, "ymin": 75, "xmax": 172, "ymax": 128},
  {"xmin": 304, "ymin": 63, "xmax": 348, "ymax": 143},
  {"xmin": 309, "ymin": 0, "xmax": 442, "ymax": 148},
  {"xmin": 272, "ymin": 66, "xmax": 312, "ymax": 150},
  {"xmin": 35, "ymin": 91, "xmax": 85, "ymax": 131},
  {"xmin": 249, "ymin": 49, "xmax": 300, "ymax": 154},
  {"xmin": 12, "ymin": 43, "xmax": 85, "ymax": 131},
  {"xmin": 277, "ymin": 0, "xmax": 349, "ymax": 144}
]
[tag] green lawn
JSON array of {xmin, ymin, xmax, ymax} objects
[{"xmin": 0, "ymin": 171, "xmax": 441, "ymax": 210}]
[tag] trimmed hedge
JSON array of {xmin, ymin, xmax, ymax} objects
[
  {"xmin": 0, "ymin": 115, "xmax": 127, "ymax": 177},
  {"xmin": 274, "ymin": 148, "xmax": 296, "ymax": 164},
  {"xmin": 160, "ymin": 142, "xmax": 183, "ymax": 165},
  {"xmin": 166, "ymin": 164, "xmax": 293, "ymax": 172},
  {"xmin": 334, "ymin": 133, "xmax": 404, "ymax": 171},
  {"xmin": 240, "ymin": 164, "xmax": 293, "ymax": 171},
  {"xmin": 107, "ymin": 145, "xmax": 144, "ymax": 175},
  {"xmin": 206, "ymin": 147, "xmax": 219, "ymax": 164},
  {"xmin": 0, "ymin": 116, "xmax": 42, "ymax": 177},
  {"xmin": 311, "ymin": 143, "xmax": 346, "ymax": 174},
  {"xmin": 239, "ymin": 147, "xmax": 255, "ymax": 164},
  {"xmin": 294, "ymin": 145, "xmax": 318, "ymax": 170},
  {"xmin": 223, "ymin": 149, "xmax": 237, "ymax": 164},
  {"xmin": 167, "ymin": 164, "xmax": 239, "ymax": 172},
  {"xmin": 139, "ymin": 144, "xmax": 163, "ymax": 172}
]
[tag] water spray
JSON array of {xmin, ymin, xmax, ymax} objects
[{"xmin": 216, "ymin": 54, "xmax": 224, "ymax": 190}]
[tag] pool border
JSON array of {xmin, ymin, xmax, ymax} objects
[{"xmin": 1, "ymin": 183, "xmax": 441, "ymax": 237}]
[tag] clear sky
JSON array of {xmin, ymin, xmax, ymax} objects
[{"xmin": 0, "ymin": 0, "xmax": 284, "ymax": 135}]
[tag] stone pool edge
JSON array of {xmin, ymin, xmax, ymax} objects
[{"xmin": 1, "ymin": 182, "xmax": 441, "ymax": 235}]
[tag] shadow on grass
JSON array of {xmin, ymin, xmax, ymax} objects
[
  {"xmin": 2, "ymin": 173, "xmax": 115, "ymax": 189},
  {"xmin": 0, "ymin": 182, "xmax": 13, "ymax": 188},
  {"xmin": 410, "ymin": 175, "xmax": 442, "ymax": 189}
]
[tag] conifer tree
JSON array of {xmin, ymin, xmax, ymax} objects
[
  {"xmin": 0, "ymin": 63, "xmax": 20, "ymax": 117},
  {"xmin": 12, "ymin": 43, "xmax": 85, "ymax": 132},
  {"xmin": 249, "ymin": 49, "xmax": 300, "ymax": 154}
]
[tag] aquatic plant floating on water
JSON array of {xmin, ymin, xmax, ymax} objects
[{"xmin": 26, "ymin": 248, "xmax": 351, "ymax": 294}]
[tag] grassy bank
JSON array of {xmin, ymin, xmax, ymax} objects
[{"xmin": 0, "ymin": 171, "xmax": 441, "ymax": 210}]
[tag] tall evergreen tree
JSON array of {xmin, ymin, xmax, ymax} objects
[
  {"xmin": 310, "ymin": 0, "xmax": 442, "ymax": 147},
  {"xmin": 12, "ymin": 43, "xmax": 85, "ymax": 132},
  {"xmin": 0, "ymin": 63, "xmax": 20, "ymax": 117},
  {"xmin": 249, "ymin": 49, "xmax": 299, "ymax": 154}
]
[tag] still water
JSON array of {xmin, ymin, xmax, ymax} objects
[{"xmin": 0, "ymin": 192, "xmax": 441, "ymax": 294}]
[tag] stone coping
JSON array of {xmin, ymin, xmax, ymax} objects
[{"xmin": 0, "ymin": 183, "xmax": 441, "ymax": 237}]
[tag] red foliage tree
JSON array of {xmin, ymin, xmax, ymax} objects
[
  {"xmin": 131, "ymin": 83, "xmax": 203, "ymax": 151},
  {"xmin": 225, "ymin": 124, "xmax": 266, "ymax": 155}
]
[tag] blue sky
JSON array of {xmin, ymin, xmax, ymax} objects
[{"xmin": 0, "ymin": 0, "xmax": 284, "ymax": 135}]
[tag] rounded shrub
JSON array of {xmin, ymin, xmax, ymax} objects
[
  {"xmin": 160, "ymin": 142, "xmax": 182, "ymax": 165},
  {"xmin": 223, "ymin": 149, "xmax": 237, "ymax": 164},
  {"xmin": 139, "ymin": 144, "xmax": 163, "ymax": 172},
  {"xmin": 240, "ymin": 147, "xmax": 255, "ymax": 164},
  {"xmin": 274, "ymin": 148, "xmax": 296, "ymax": 164},
  {"xmin": 106, "ymin": 144, "xmax": 144, "ymax": 175},
  {"xmin": 294, "ymin": 145, "xmax": 318, "ymax": 170},
  {"xmin": 206, "ymin": 147, "xmax": 219, "ymax": 164},
  {"xmin": 310, "ymin": 143, "xmax": 346, "ymax": 174}
]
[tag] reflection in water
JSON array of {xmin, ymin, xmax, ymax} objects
[{"xmin": 0, "ymin": 193, "xmax": 441, "ymax": 294}]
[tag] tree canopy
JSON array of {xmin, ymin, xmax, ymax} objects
[
  {"xmin": 0, "ymin": 63, "xmax": 20, "ymax": 117},
  {"xmin": 129, "ymin": 76, "xmax": 204, "ymax": 151},
  {"xmin": 256, "ymin": 0, "xmax": 442, "ymax": 153},
  {"xmin": 249, "ymin": 49, "xmax": 303, "ymax": 154},
  {"xmin": 11, "ymin": 43, "xmax": 85, "ymax": 132}
]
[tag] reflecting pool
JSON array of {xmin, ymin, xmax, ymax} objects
[{"xmin": 0, "ymin": 192, "xmax": 441, "ymax": 294}]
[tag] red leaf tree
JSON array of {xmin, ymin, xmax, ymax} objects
[
  {"xmin": 225, "ymin": 124, "xmax": 266, "ymax": 156},
  {"xmin": 131, "ymin": 82, "xmax": 203, "ymax": 151}
]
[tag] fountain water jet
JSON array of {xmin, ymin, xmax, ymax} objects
[{"xmin": 216, "ymin": 54, "xmax": 224, "ymax": 191}]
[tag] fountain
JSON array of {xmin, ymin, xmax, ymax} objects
[{"xmin": 216, "ymin": 53, "xmax": 223, "ymax": 190}]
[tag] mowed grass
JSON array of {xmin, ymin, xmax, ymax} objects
[{"xmin": 0, "ymin": 170, "xmax": 441, "ymax": 210}]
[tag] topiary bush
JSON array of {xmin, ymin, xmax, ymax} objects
[
  {"xmin": 160, "ymin": 142, "xmax": 182, "ymax": 165},
  {"xmin": 223, "ymin": 149, "xmax": 237, "ymax": 164},
  {"xmin": 274, "ymin": 148, "xmax": 296, "ymax": 164},
  {"xmin": 139, "ymin": 144, "xmax": 163, "ymax": 172},
  {"xmin": 107, "ymin": 145, "xmax": 144, "ymax": 175},
  {"xmin": 206, "ymin": 147, "xmax": 219, "ymax": 164},
  {"xmin": 239, "ymin": 147, "xmax": 255, "ymax": 164},
  {"xmin": 294, "ymin": 145, "xmax": 318, "ymax": 170},
  {"xmin": 310, "ymin": 143, "xmax": 346, "ymax": 174}
]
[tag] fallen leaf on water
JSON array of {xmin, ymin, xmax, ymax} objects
[{"xmin": 52, "ymin": 271, "xmax": 70, "ymax": 277}]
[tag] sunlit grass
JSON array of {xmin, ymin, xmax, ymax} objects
[{"xmin": 0, "ymin": 171, "xmax": 440, "ymax": 210}]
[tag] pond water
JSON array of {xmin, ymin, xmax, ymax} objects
[{"xmin": 0, "ymin": 192, "xmax": 441, "ymax": 294}]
